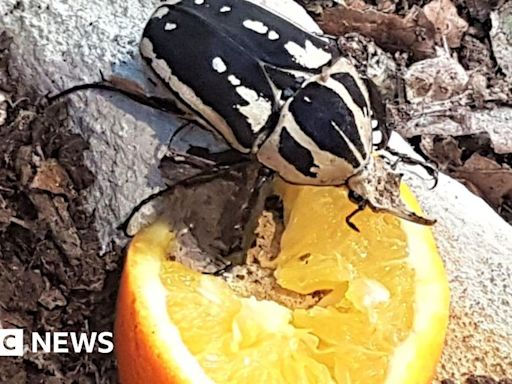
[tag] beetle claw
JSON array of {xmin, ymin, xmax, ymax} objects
[{"xmin": 345, "ymin": 214, "xmax": 362, "ymax": 232}]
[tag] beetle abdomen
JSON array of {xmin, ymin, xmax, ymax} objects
[{"xmin": 140, "ymin": 0, "xmax": 335, "ymax": 152}]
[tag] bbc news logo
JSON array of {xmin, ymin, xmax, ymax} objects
[{"xmin": 0, "ymin": 329, "xmax": 113, "ymax": 357}]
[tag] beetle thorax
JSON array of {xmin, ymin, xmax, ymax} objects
[{"xmin": 256, "ymin": 58, "xmax": 373, "ymax": 185}]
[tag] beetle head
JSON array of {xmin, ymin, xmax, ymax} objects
[{"xmin": 346, "ymin": 154, "xmax": 436, "ymax": 226}]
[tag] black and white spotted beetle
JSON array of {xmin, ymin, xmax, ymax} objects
[
  {"xmin": 51, "ymin": 0, "xmax": 436, "ymax": 229},
  {"xmin": 138, "ymin": 0, "xmax": 435, "ymax": 227}
]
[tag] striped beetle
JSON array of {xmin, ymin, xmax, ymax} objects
[
  {"xmin": 138, "ymin": 0, "xmax": 435, "ymax": 227},
  {"xmin": 50, "ymin": 0, "xmax": 435, "ymax": 230}
]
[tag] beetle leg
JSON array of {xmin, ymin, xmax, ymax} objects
[
  {"xmin": 345, "ymin": 190, "xmax": 368, "ymax": 232},
  {"xmin": 168, "ymin": 122, "xmax": 194, "ymax": 148},
  {"xmin": 121, "ymin": 160, "xmax": 254, "ymax": 236},
  {"xmin": 363, "ymin": 77, "xmax": 391, "ymax": 150},
  {"xmin": 208, "ymin": 263, "xmax": 235, "ymax": 276},
  {"xmin": 162, "ymin": 147, "xmax": 217, "ymax": 171},
  {"xmin": 159, "ymin": 148, "xmax": 251, "ymax": 189},
  {"xmin": 222, "ymin": 166, "xmax": 275, "ymax": 267},
  {"xmin": 186, "ymin": 146, "xmax": 249, "ymax": 166},
  {"xmin": 384, "ymin": 148, "xmax": 439, "ymax": 189},
  {"xmin": 345, "ymin": 205, "xmax": 366, "ymax": 232}
]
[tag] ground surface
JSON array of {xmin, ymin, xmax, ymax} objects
[{"xmin": 0, "ymin": 0, "xmax": 511, "ymax": 383}]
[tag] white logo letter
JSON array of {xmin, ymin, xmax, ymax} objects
[
  {"xmin": 97, "ymin": 332, "xmax": 114, "ymax": 354},
  {"xmin": 31, "ymin": 332, "xmax": 51, "ymax": 353},
  {"xmin": 53, "ymin": 332, "xmax": 69, "ymax": 353},
  {"xmin": 70, "ymin": 332, "xmax": 97, "ymax": 353},
  {"xmin": 0, "ymin": 329, "xmax": 24, "ymax": 356}
]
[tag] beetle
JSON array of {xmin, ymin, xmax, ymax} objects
[
  {"xmin": 49, "ymin": 0, "xmax": 435, "ymax": 231},
  {"xmin": 138, "ymin": 0, "xmax": 435, "ymax": 227}
]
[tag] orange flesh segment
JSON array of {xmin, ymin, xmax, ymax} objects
[{"xmin": 154, "ymin": 183, "xmax": 449, "ymax": 384}]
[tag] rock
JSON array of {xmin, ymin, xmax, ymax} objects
[
  {"xmin": 0, "ymin": 0, "xmax": 178, "ymax": 249},
  {"xmin": 0, "ymin": 91, "xmax": 6, "ymax": 126},
  {"xmin": 490, "ymin": 2, "xmax": 512, "ymax": 82},
  {"xmin": 390, "ymin": 134, "xmax": 512, "ymax": 381},
  {"xmin": 404, "ymin": 51, "xmax": 469, "ymax": 103}
]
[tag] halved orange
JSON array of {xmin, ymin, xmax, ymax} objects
[{"xmin": 115, "ymin": 182, "xmax": 450, "ymax": 384}]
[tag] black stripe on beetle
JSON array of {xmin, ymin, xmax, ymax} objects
[
  {"xmin": 287, "ymin": 82, "xmax": 365, "ymax": 168},
  {"xmin": 262, "ymin": 66, "xmax": 307, "ymax": 101},
  {"xmin": 331, "ymin": 72, "xmax": 369, "ymax": 117},
  {"xmin": 278, "ymin": 128, "xmax": 318, "ymax": 178}
]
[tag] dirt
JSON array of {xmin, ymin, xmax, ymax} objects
[
  {"xmin": 1, "ymin": 0, "xmax": 511, "ymax": 383},
  {"xmin": 0, "ymin": 32, "xmax": 120, "ymax": 383},
  {"xmin": 442, "ymin": 377, "xmax": 512, "ymax": 384}
]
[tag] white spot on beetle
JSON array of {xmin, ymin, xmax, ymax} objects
[
  {"xmin": 212, "ymin": 57, "xmax": 227, "ymax": 73},
  {"xmin": 228, "ymin": 75, "xmax": 241, "ymax": 86},
  {"xmin": 194, "ymin": 0, "xmax": 204, "ymax": 4},
  {"xmin": 164, "ymin": 22, "xmax": 177, "ymax": 31},
  {"xmin": 220, "ymin": 5, "xmax": 231, "ymax": 12},
  {"xmin": 243, "ymin": 20, "xmax": 269, "ymax": 34},
  {"xmin": 373, "ymin": 130, "xmax": 383, "ymax": 145},
  {"xmin": 152, "ymin": 7, "xmax": 170, "ymax": 19},
  {"xmin": 371, "ymin": 119, "xmax": 378, "ymax": 129},
  {"xmin": 235, "ymin": 86, "xmax": 271, "ymax": 132},
  {"xmin": 284, "ymin": 40, "xmax": 332, "ymax": 69},
  {"xmin": 304, "ymin": 96, "xmax": 311, "ymax": 103},
  {"xmin": 268, "ymin": 30, "xmax": 280, "ymax": 40}
]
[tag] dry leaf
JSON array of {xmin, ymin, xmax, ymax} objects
[
  {"xmin": 30, "ymin": 159, "xmax": 76, "ymax": 198},
  {"xmin": 317, "ymin": 4, "xmax": 436, "ymax": 59},
  {"xmin": 423, "ymin": 0, "xmax": 469, "ymax": 48},
  {"xmin": 451, "ymin": 153, "xmax": 512, "ymax": 208},
  {"xmin": 420, "ymin": 135, "xmax": 464, "ymax": 169}
]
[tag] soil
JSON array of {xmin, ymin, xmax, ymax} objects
[
  {"xmin": 0, "ymin": 32, "xmax": 120, "ymax": 383},
  {"xmin": 0, "ymin": 0, "xmax": 511, "ymax": 382}
]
